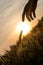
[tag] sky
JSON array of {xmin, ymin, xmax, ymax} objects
[{"xmin": 0, "ymin": 0, "xmax": 43, "ymax": 54}]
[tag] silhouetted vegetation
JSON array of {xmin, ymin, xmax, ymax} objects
[{"xmin": 0, "ymin": 17, "xmax": 43, "ymax": 65}]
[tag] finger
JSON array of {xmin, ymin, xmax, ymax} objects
[
  {"xmin": 30, "ymin": 13, "xmax": 34, "ymax": 20},
  {"xmin": 22, "ymin": 14, "xmax": 25, "ymax": 22},
  {"xmin": 22, "ymin": 10, "xmax": 25, "ymax": 22},
  {"xmin": 22, "ymin": 16, "xmax": 25, "ymax": 22},
  {"xmin": 26, "ymin": 14, "xmax": 31, "ymax": 21},
  {"xmin": 33, "ymin": 11, "xmax": 36, "ymax": 18}
]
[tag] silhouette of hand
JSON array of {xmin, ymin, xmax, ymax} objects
[{"xmin": 22, "ymin": 0, "xmax": 38, "ymax": 22}]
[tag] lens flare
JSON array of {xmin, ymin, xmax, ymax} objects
[{"xmin": 16, "ymin": 21, "xmax": 32, "ymax": 36}]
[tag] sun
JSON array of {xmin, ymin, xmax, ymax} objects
[{"xmin": 16, "ymin": 21, "xmax": 32, "ymax": 36}]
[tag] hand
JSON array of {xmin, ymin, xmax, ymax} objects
[{"xmin": 22, "ymin": 0, "xmax": 38, "ymax": 22}]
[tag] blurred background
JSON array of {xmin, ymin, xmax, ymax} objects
[{"xmin": 0, "ymin": 0, "xmax": 43, "ymax": 54}]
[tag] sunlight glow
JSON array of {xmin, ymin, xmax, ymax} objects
[{"xmin": 16, "ymin": 21, "xmax": 32, "ymax": 36}]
